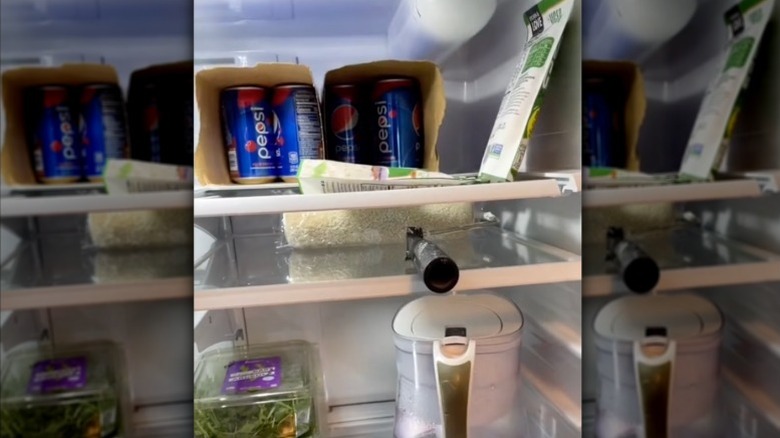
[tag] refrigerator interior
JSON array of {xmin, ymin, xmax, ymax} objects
[
  {"xmin": 194, "ymin": 195, "xmax": 583, "ymax": 437},
  {"xmin": 192, "ymin": 0, "xmax": 584, "ymax": 434},
  {"xmin": 582, "ymin": 0, "xmax": 779, "ymax": 434},
  {"xmin": 583, "ymin": 0, "xmax": 780, "ymax": 173},
  {"xmin": 582, "ymin": 194, "xmax": 780, "ymax": 438},
  {"xmin": 193, "ymin": 285, "xmax": 582, "ymax": 437},
  {"xmin": 0, "ymin": 0, "xmax": 194, "ymax": 434},
  {"xmin": 193, "ymin": 0, "xmax": 582, "ymax": 177}
]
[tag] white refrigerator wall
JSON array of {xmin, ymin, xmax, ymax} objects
[
  {"xmin": 0, "ymin": 0, "xmax": 193, "ymax": 410},
  {"xmin": 584, "ymin": 0, "xmax": 780, "ymax": 173}
]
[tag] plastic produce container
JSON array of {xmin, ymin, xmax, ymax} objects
[
  {"xmin": 0, "ymin": 341, "xmax": 131, "ymax": 438},
  {"xmin": 194, "ymin": 340, "xmax": 326, "ymax": 438}
]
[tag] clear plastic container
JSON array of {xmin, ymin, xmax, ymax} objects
[
  {"xmin": 193, "ymin": 340, "xmax": 326, "ymax": 438},
  {"xmin": 0, "ymin": 341, "xmax": 131, "ymax": 438}
]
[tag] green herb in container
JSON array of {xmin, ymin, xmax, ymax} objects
[
  {"xmin": 194, "ymin": 340, "xmax": 325, "ymax": 438},
  {"xmin": 0, "ymin": 341, "xmax": 130, "ymax": 438}
]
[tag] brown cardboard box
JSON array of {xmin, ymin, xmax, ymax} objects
[
  {"xmin": 583, "ymin": 61, "xmax": 646, "ymax": 171},
  {"xmin": 1, "ymin": 64, "xmax": 120, "ymax": 185},
  {"xmin": 194, "ymin": 61, "xmax": 445, "ymax": 187},
  {"xmin": 127, "ymin": 61, "xmax": 193, "ymax": 166},
  {"xmin": 323, "ymin": 60, "xmax": 444, "ymax": 172}
]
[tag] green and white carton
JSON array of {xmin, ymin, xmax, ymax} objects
[
  {"xmin": 296, "ymin": 159, "xmax": 467, "ymax": 195},
  {"xmin": 680, "ymin": 0, "xmax": 775, "ymax": 180},
  {"xmin": 478, "ymin": 0, "xmax": 574, "ymax": 182}
]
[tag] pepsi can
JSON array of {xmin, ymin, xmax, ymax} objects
[
  {"xmin": 127, "ymin": 65, "xmax": 193, "ymax": 166},
  {"xmin": 220, "ymin": 86, "xmax": 276, "ymax": 184},
  {"xmin": 141, "ymin": 83, "xmax": 163, "ymax": 163},
  {"xmin": 584, "ymin": 78, "xmax": 625, "ymax": 168},
  {"xmin": 24, "ymin": 85, "xmax": 82, "ymax": 183},
  {"xmin": 324, "ymin": 84, "xmax": 365, "ymax": 164},
  {"xmin": 273, "ymin": 84, "xmax": 324, "ymax": 181},
  {"xmin": 370, "ymin": 78, "xmax": 424, "ymax": 168},
  {"xmin": 79, "ymin": 84, "xmax": 129, "ymax": 181}
]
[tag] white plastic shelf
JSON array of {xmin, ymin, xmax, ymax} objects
[
  {"xmin": 583, "ymin": 226, "xmax": 780, "ymax": 296},
  {"xmin": 583, "ymin": 179, "xmax": 765, "ymax": 208},
  {"xmin": 194, "ymin": 178, "xmax": 566, "ymax": 217},
  {"xmin": 0, "ymin": 232, "xmax": 191, "ymax": 310},
  {"xmin": 194, "ymin": 224, "xmax": 581, "ymax": 310},
  {"xmin": 0, "ymin": 278, "xmax": 191, "ymax": 311},
  {"xmin": 0, "ymin": 190, "xmax": 192, "ymax": 217},
  {"xmin": 328, "ymin": 402, "xmax": 395, "ymax": 438}
]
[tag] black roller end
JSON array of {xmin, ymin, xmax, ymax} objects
[
  {"xmin": 424, "ymin": 257, "xmax": 460, "ymax": 293},
  {"xmin": 623, "ymin": 256, "xmax": 660, "ymax": 294}
]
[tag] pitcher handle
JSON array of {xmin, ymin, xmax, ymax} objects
[
  {"xmin": 634, "ymin": 327, "xmax": 676, "ymax": 438},
  {"xmin": 433, "ymin": 328, "xmax": 475, "ymax": 438}
]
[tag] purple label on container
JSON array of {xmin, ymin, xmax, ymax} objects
[
  {"xmin": 221, "ymin": 356, "xmax": 282, "ymax": 394},
  {"xmin": 27, "ymin": 357, "xmax": 87, "ymax": 394}
]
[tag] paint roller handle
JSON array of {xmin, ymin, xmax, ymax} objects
[
  {"xmin": 406, "ymin": 227, "xmax": 460, "ymax": 293},
  {"xmin": 606, "ymin": 227, "xmax": 660, "ymax": 294}
]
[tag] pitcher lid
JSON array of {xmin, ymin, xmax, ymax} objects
[
  {"xmin": 594, "ymin": 294, "xmax": 723, "ymax": 341},
  {"xmin": 392, "ymin": 294, "xmax": 523, "ymax": 343}
]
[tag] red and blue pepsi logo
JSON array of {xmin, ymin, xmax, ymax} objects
[
  {"xmin": 412, "ymin": 104, "xmax": 422, "ymax": 135},
  {"xmin": 331, "ymin": 104, "xmax": 358, "ymax": 141},
  {"xmin": 272, "ymin": 88, "xmax": 293, "ymax": 107},
  {"xmin": 273, "ymin": 111, "xmax": 284, "ymax": 147}
]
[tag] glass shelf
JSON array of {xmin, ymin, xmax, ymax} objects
[
  {"xmin": 0, "ymin": 231, "xmax": 192, "ymax": 309},
  {"xmin": 194, "ymin": 222, "xmax": 580, "ymax": 310},
  {"xmin": 583, "ymin": 226, "xmax": 780, "ymax": 295}
]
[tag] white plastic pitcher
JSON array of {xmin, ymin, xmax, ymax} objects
[
  {"xmin": 392, "ymin": 294, "xmax": 525, "ymax": 438},
  {"xmin": 593, "ymin": 294, "xmax": 723, "ymax": 438}
]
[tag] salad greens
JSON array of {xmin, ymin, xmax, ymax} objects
[
  {"xmin": 194, "ymin": 357, "xmax": 317, "ymax": 438},
  {"xmin": 0, "ymin": 392, "xmax": 118, "ymax": 438},
  {"xmin": 194, "ymin": 394, "xmax": 315, "ymax": 438},
  {"xmin": 0, "ymin": 345, "xmax": 123, "ymax": 438}
]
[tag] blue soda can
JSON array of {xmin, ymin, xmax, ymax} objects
[
  {"xmin": 79, "ymin": 84, "xmax": 129, "ymax": 181},
  {"xmin": 584, "ymin": 87, "xmax": 613, "ymax": 167},
  {"xmin": 140, "ymin": 83, "xmax": 163, "ymax": 163},
  {"xmin": 324, "ymin": 84, "xmax": 365, "ymax": 164},
  {"xmin": 272, "ymin": 84, "xmax": 324, "ymax": 181},
  {"xmin": 370, "ymin": 78, "xmax": 424, "ymax": 168},
  {"xmin": 24, "ymin": 85, "xmax": 82, "ymax": 183},
  {"xmin": 220, "ymin": 86, "xmax": 277, "ymax": 184}
]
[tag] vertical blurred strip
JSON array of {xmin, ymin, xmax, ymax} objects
[{"xmin": 0, "ymin": 0, "xmax": 194, "ymax": 436}]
